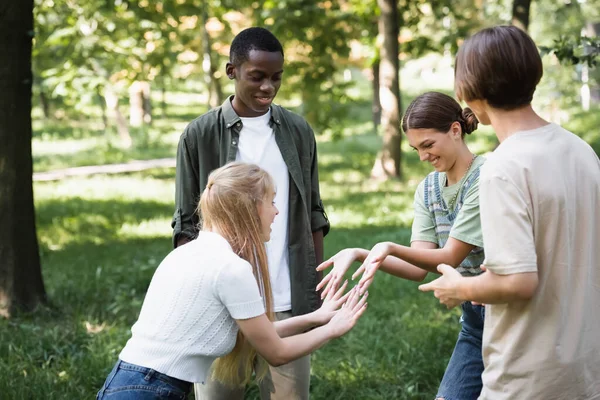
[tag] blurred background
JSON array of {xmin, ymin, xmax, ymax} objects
[{"xmin": 1, "ymin": 0, "xmax": 599, "ymax": 398}]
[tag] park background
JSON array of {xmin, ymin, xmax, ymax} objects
[{"xmin": 1, "ymin": 0, "xmax": 599, "ymax": 399}]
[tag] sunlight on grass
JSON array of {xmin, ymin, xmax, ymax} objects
[{"xmin": 118, "ymin": 218, "xmax": 173, "ymax": 239}]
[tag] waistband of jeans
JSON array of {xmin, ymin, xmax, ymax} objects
[{"xmin": 117, "ymin": 360, "xmax": 192, "ymax": 392}]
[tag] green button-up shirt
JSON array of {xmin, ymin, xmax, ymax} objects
[{"xmin": 171, "ymin": 96, "xmax": 330, "ymax": 316}]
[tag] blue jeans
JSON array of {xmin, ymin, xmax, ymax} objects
[
  {"xmin": 436, "ymin": 302, "xmax": 485, "ymax": 400},
  {"xmin": 97, "ymin": 360, "xmax": 192, "ymax": 399}
]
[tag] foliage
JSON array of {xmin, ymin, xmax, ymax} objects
[{"xmin": 540, "ymin": 36, "xmax": 600, "ymax": 67}]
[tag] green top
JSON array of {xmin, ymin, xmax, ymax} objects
[
  {"xmin": 411, "ymin": 156, "xmax": 486, "ymax": 249},
  {"xmin": 171, "ymin": 96, "xmax": 330, "ymax": 316}
]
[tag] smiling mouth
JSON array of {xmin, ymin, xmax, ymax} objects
[
  {"xmin": 255, "ymin": 96, "xmax": 272, "ymax": 106},
  {"xmin": 431, "ymin": 157, "xmax": 440, "ymax": 166}
]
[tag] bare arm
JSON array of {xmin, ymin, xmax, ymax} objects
[
  {"xmin": 419, "ymin": 264, "xmax": 538, "ymax": 307},
  {"xmin": 236, "ymin": 288, "xmax": 367, "ymax": 367},
  {"xmin": 352, "ymin": 241, "xmax": 437, "ymax": 282}
]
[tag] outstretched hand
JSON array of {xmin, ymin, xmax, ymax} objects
[
  {"xmin": 353, "ymin": 242, "xmax": 391, "ymax": 294},
  {"xmin": 418, "ymin": 264, "xmax": 463, "ymax": 309},
  {"xmin": 313, "ymin": 279, "xmax": 351, "ymax": 325},
  {"xmin": 327, "ymin": 287, "xmax": 369, "ymax": 338},
  {"xmin": 316, "ymin": 249, "xmax": 359, "ymax": 300}
]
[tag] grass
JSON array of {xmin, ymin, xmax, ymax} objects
[{"xmin": 5, "ymin": 79, "xmax": 600, "ymax": 398}]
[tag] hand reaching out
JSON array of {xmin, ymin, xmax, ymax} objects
[
  {"xmin": 327, "ymin": 287, "xmax": 369, "ymax": 338},
  {"xmin": 316, "ymin": 249, "xmax": 360, "ymax": 300},
  {"xmin": 313, "ymin": 279, "xmax": 351, "ymax": 325},
  {"xmin": 418, "ymin": 264, "xmax": 464, "ymax": 309},
  {"xmin": 353, "ymin": 242, "xmax": 392, "ymax": 294}
]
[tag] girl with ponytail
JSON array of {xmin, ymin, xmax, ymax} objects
[
  {"xmin": 318, "ymin": 92, "xmax": 488, "ymax": 400},
  {"xmin": 97, "ymin": 163, "xmax": 368, "ymax": 399}
]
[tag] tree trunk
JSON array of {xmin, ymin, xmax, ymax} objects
[
  {"xmin": 511, "ymin": 0, "xmax": 532, "ymax": 31},
  {"xmin": 129, "ymin": 81, "xmax": 152, "ymax": 127},
  {"xmin": 39, "ymin": 89, "xmax": 50, "ymax": 119},
  {"xmin": 201, "ymin": 6, "xmax": 223, "ymax": 108},
  {"xmin": 371, "ymin": 58, "xmax": 381, "ymax": 132},
  {"xmin": 104, "ymin": 86, "xmax": 132, "ymax": 148},
  {"xmin": 0, "ymin": 0, "xmax": 47, "ymax": 318},
  {"xmin": 97, "ymin": 86, "xmax": 108, "ymax": 131},
  {"xmin": 372, "ymin": 0, "xmax": 402, "ymax": 180}
]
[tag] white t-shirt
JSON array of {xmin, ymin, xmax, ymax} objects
[
  {"xmin": 236, "ymin": 110, "xmax": 291, "ymax": 312},
  {"xmin": 119, "ymin": 231, "xmax": 265, "ymax": 384},
  {"xmin": 478, "ymin": 123, "xmax": 600, "ymax": 399}
]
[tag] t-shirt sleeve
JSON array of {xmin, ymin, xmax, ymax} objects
[
  {"xmin": 217, "ymin": 259, "xmax": 265, "ymax": 319},
  {"xmin": 411, "ymin": 180, "xmax": 438, "ymax": 245},
  {"xmin": 449, "ymin": 175, "xmax": 484, "ymax": 248},
  {"xmin": 479, "ymin": 171, "xmax": 537, "ymax": 275}
]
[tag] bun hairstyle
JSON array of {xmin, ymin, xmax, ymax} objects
[
  {"xmin": 460, "ymin": 108, "xmax": 479, "ymax": 134},
  {"xmin": 401, "ymin": 91, "xmax": 479, "ymax": 137},
  {"xmin": 198, "ymin": 162, "xmax": 275, "ymax": 388}
]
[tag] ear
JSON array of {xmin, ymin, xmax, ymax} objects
[
  {"xmin": 450, "ymin": 121, "xmax": 462, "ymax": 139},
  {"xmin": 225, "ymin": 62, "xmax": 235, "ymax": 79}
]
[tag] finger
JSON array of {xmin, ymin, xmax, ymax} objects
[
  {"xmin": 326, "ymin": 278, "xmax": 344, "ymax": 301},
  {"xmin": 316, "ymin": 272, "xmax": 332, "ymax": 291},
  {"xmin": 418, "ymin": 282, "xmax": 433, "ymax": 292},
  {"xmin": 332, "ymin": 279, "xmax": 349, "ymax": 301},
  {"xmin": 358, "ymin": 268, "xmax": 375, "ymax": 288},
  {"xmin": 344, "ymin": 286, "xmax": 359, "ymax": 309},
  {"xmin": 352, "ymin": 291, "xmax": 368, "ymax": 313},
  {"xmin": 351, "ymin": 264, "xmax": 365, "ymax": 280},
  {"xmin": 480, "ymin": 265, "xmax": 487, "ymax": 272},
  {"xmin": 316, "ymin": 259, "xmax": 333, "ymax": 272},
  {"xmin": 336, "ymin": 288, "xmax": 352, "ymax": 306},
  {"xmin": 358, "ymin": 278, "xmax": 373, "ymax": 295},
  {"xmin": 437, "ymin": 263, "xmax": 454, "ymax": 275},
  {"xmin": 321, "ymin": 278, "xmax": 333, "ymax": 300},
  {"xmin": 352, "ymin": 303, "xmax": 368, "ymax": 322}
]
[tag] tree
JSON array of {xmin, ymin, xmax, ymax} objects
[
  {"xmin": 0, "ymin": 0, "xmax": 47, "ymax": 317},
  {"xmin": 512, "ymin": 0, "xmax": 532, "ymax": 31},
  {"xmin": 371, "ymin": 0, "xmax": 402, "ymax": 179}
]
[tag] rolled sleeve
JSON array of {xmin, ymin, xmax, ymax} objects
[
  {"xmin": 308, "ymin": 127, "xmax": 330, "ymax": 236},
  {"xmin": 172, "ymin": 130, "xmax": 201, "ymax": 247},
  {"xmin": 479, "ymin": 173, "xmax": 537, "ymax": 275}
]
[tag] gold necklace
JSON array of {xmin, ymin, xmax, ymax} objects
[{"xmin": 441, "ymin": 154, "xmax": 477, "ymax": 212}]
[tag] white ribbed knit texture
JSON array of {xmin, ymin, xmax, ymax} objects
[{"xmin": 119, "ymin": 231, "xmax": 265, "ymax": 384}]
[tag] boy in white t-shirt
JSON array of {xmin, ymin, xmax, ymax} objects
[
  {"xmin": 172, "ymin": 28, "xmax": 330, "ymax": 399},
  {"xmin": 419, "ymin": 26, "xmax": 600, "ymax": 399}
]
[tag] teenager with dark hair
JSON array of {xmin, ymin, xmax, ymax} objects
[
  {"xmin": 420, "ymin": 26, "xmax": 600, "ymax": 399},
  {"xmin": 171, "ymin": 27, "xmax": 330, "ymax": 400}
]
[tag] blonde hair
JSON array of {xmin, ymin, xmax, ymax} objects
[{"xmin": 198, "ymin": 162, "xmax": 275, "ymax": 387}]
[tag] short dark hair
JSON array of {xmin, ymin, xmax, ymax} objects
[
  {"xmin": 455, "ymin": 25, "xmax": 543, "ymax": 110},
  {"xmin": 402, "ymin": 92, "xmax": 478, "ymax": 137},
  {"xmin": 229, "ymin": 27, "xmax": 284, "ymax": 66}
]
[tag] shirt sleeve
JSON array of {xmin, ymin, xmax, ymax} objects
[
  {"xmin": 171, "ymin": 128, "xmax": 201, "ymax": 248},
  {"xmin": 411, "ymin": 181, "xmax": 438, "ymax": 245},
  {"xmin": 307, "ymin": 123, "xmax": 330, "ymax": 236},
  {"xmin": 217, "ymin": 260, "xmax": 266, "ymax": 320},
  {"xmin": 479, "ymin": 172, "xmax": 537, "ymax": 275},
  {"xmin": 449, "ymin": 176, "xmax": 484, "ymax": 248}
]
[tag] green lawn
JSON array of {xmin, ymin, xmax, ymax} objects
[{"xmin": 3, "ymin": 90, "xmax": 599, "ymax": 399}]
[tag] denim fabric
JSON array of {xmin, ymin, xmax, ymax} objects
[
  {"xmin": 97, "ymin": 360, "xmax": 192, "ymax": 399},
  {"xmin": 436, "ymin": 302, "xmax": 485, "ymax": 400}
]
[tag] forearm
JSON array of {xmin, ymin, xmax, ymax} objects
[
  {"xmin": 386, "ymin": 242, "xmax": 458, "ymax": 273},
  {"xmin": 273, "ymin": 312, "xmax": 322, "ymax": 338},
  {"xmin": 456, "ymin": 270, "xmax": 538, "ymax": 304},
  {"xmin": 272, "ymin": 325, "xmax": 333, "ymax": 366},
  {"xmin": 353, "ymin": 248, "xmax": 428, "ymax": 282}
]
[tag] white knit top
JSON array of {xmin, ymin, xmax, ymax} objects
[{"xmin": 118, "ymin": 231, "xmax": 265, "ymax": 384}]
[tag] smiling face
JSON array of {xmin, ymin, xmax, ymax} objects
[
  {"xmin": 226, "ymin": 50, "xmax": 284, "ymax": 118},
  {"xmin": 257, "ymin": 189, "xmax": 279, "ymax": 242},
  {"xmin": 406, "ymin": 123, "xmax": 463, "ymax": 172}
]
